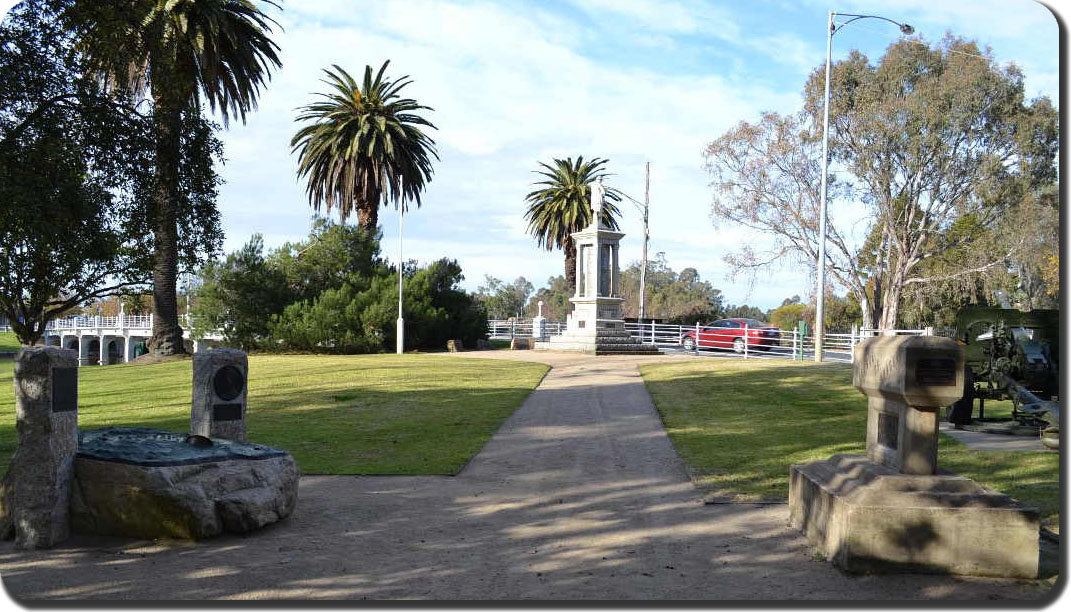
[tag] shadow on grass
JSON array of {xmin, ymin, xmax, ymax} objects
[
  {"xmin": 0, "ymin": 355, "xmax": 548, "ymax": 476},
  {"xmin": 640, "ymin": 361, "xmax": 1059, "ymax": 525},
  {"xmin": 0, "ymin": 359, "xmax": 1052, "ymax": 601}
]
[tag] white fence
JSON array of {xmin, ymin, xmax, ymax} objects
[
  {"xmin": 622, "ymin": 321, "xmax": 933, "ymax": 363},
  {"xmin": 486, "ymin": 318, "xmax": 934, "ymax": 363},
  {"xmin": 487, "ymin": 319, "xmax": 566, "ymax": 340},
  {"xmin": 44, "ymin": 314, "xmax": 155, "ymax": 330}
]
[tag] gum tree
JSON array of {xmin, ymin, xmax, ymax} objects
[{"xmin": 706, "ymin": 36, "xmax": 1057, "ymax": 328}]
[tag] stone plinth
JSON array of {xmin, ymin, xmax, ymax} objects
[
  {"xmin": 192, "ymin": 348, "xmax": 248, "ymax": 442},
  {"xmin": 789, "ymin": 335, "xmax": 1040, "ymax": 577},
  {"xmin": 536, "ymin": 327, "xmax": 660, "ymax": 355},
  {"xmin": 0, "ymin": 347, "xmax": 79, "ymax": 549},
  {"xmin": 70, "ymin": 428, "xmax": 298, "ymax": 540},
  {"xmin": 789, "ymin": 454, "xmax": 1038, "ymax": 577},
  {"xmin": 853, "ymin": 336, "xmax": 965, "ymax": 475}
]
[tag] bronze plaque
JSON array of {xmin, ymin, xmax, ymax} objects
[
  {"xmin": 51, "ymin": 367, "xmax": 78, "ymax": 413},
  {"xmin": 915, "ymin": 358, "xmax": 957, "ymax": 386},
  {"xmin": 878, "ymin": 412, "xmax": 899, "ymax": 449},
  {"xmin": 212, "ymin": 403, "xmax": 243, "ymax": 422},
  {"xmin": 213, "ymin": 365, "xmax": 245, "ymax": 401}
]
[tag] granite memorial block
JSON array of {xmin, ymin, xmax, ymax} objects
[
  {"xmin": 192, "ymin": 348, "xmax": 248, "ymax": 442},
  {"xmin": 0, "ymin": 347, "xmax": 79, "ymax": 549}
]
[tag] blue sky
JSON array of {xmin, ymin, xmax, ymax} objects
[{"xmin": 3, "ymin": 0, "xmax": 1062, "ymax": 310}]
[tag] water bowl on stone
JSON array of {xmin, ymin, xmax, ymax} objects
[{"xmin": 77, "ymin": 427, "xmax": 287, "ymax": 466}]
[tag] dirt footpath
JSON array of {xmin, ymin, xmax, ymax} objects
[{"xmin": 0, "ymin": 351, "xmax": 1054, "ymax": 600}]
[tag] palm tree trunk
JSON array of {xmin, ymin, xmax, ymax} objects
[
  {"xmin": 357, "ymin": 198, "xmax": 380, "ymax": 232},
  {"xmin": 148, "ymin": 96, "xmax": 186, "ymax": 356},
  {"xmin": 564, "ymin": 238, "xmax": 577, "ymax": 295}
]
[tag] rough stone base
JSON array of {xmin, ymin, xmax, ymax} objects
[
  {"xmin": 535, "ymin": 328, "xmax": 661, "ymax": 355},
  {"xmin": 70, "ymin": 454, "xmax": 299, "ymax": 540},
  {"xmin": 788, "ymin": 454, "xmax": 1038, "ymax": 578}
]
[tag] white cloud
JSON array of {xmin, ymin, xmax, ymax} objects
[{"xmin": 205, "ymin": 0, "xmax": 1055, "ymax": 311}]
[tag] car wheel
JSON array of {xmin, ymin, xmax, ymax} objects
[
  {"xmin": 682, "ymin": 336, "xmax": 696, "ymax": 351},
  {"xmin": 733, "ymin": 338, "xmax": 745, "ymax": 354}
]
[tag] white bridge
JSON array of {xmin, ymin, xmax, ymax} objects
[{"xmin": 40, "ymin": 314, "xmax": 223, "ymax": 366}]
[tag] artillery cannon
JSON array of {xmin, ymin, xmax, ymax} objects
[{"xmin": 945, "ymin": 307, "xmax": 1059, "ymax": 450}]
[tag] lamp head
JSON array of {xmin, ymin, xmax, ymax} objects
[{"xmin": 900, "ymin": 23, "xmax": 915, "ymax": 35}]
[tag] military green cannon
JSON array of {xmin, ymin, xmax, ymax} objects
[{"xmin": 946, "ymin": 307, "xmax": 1059, "ymax": 449}]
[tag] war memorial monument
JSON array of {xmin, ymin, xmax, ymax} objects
[{"xmin": 535, "ymin": 179, "xmax": 659, "ymax": 355}]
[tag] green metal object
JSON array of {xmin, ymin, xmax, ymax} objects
[
  {"xmin": 947, "ymin": 307, "xmax": 1059, "ymax": 448},
  {"xmin": 796, "ymin": 320, "xmax": 809, "ymax": 360}
]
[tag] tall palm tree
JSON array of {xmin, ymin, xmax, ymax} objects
[
  {"xmin": 67, "ymin": 0, "xmax": 282, "ymax": 356},
  {"xmin": 291, "ymin": 62, "xmax": 438, "ymax": 231},
  {"xmin": 524, "ymin": 156, "xmax": 621, "ymax": 294}
]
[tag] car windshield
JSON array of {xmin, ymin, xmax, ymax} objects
[{"xmin": 741, "ymin": 318, "xmax": 768, "ymax": 328}]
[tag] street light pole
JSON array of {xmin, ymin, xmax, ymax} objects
[
  {"xmin": 815, "ymin": 11, "xmax": 834, "ymax": 363},
  {"xmin": 396, "ymin": 205, "xmax": 405, "ymax": 355},
  {"xmin": 639, "ymin": 161, "xmax": 650, "ymax": 322},
  {"xmin": 814, "ymin": 11, "xmax": 913, "ymax": 363},
  {"xmin": 617, "ymin": 169, "xmax": 651, "ymax": 325}
]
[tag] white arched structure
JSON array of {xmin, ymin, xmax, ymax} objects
[{"xmin": 41, "ymin": 313, "xmax": 222, "ymax": 366}]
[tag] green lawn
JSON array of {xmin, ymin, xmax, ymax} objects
[
  {"xmin": 1, "ymin": 354, "xmax": 548, "ymax": 474},
  {"xmin": 0, "ymin": 331, "xmax": 20, "ymax": 352},
  {"xmin": 640, "ymin": 359, "xmax": 1060, "ymax": 530}
]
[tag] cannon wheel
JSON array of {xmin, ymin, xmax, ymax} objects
[{"xmin": 947, "ymin": 365, "xmax": 975, "ymax": 426}]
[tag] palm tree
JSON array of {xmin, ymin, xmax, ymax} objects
[
  {"xmin": 67, "ymin": 0, "xmax": 282, "ymax": 356},
  {"xmin": 291, "ymin": 62, "xmax": 438, "ymax": 231},
  {"xmin": 524, "ymin": 156, "xmax": 621, "ymax": 294}
]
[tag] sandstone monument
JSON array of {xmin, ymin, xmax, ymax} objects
[
  {"xmin": 535, "ymin": 178, "xmax": 659, "ymax": 355},
  {"xmin": 789, "ymin": 335, "xmax": 1039, "ymax": 577}
]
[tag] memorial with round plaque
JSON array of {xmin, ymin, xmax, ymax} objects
[{"xmin": 191, "ymin": 349, "xmax": 248, "ymax": 442}]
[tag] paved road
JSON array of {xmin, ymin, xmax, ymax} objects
[{"xmin": 0, "ymin": 351, "xmax": 1051, "ymax": 600}]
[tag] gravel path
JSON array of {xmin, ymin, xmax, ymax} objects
[{"xmin": 0, "ymin": 351, "xmax": 1052, "ymax": 600}]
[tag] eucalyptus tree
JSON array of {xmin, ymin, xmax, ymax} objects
[
  {"xmin": 706, "ymin": 36, "xmax": 1057, "ymax": 328},
  {"xmin": 523, "ymin": 156, "xmax": 621, "ymax": 294},
  {"xmin": 291, "ymin": 62, "xmax": 439, "ymax": 231},
  {"xmin": 66, "ymin": 0, "xmax": 282, "ymax": 355}
]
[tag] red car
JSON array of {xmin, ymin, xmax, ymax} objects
[{"xmin": 680, "ymin": 318, "xmax": 781, "ymax": 353}]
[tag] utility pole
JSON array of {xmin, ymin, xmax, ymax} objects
[{"xmin": 639, "ymin": 161, "xmax": 650, "ymax": 322}]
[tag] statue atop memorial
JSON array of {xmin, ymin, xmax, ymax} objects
[{"xmin": 589, "ymin": 177, "xmax": 605, "ymax": 219}]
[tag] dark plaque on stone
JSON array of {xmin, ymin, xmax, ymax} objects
[
  {"xmin": 915, "ymin": 358, "xmax": 957, "ymax": 386},
  {"xmin": 878, "ymin": 412, "xmax": 899, "ymax": 450},
  {"xmin": 51, "ymin": 367, "xmax": 78, "ymax": 413},
  {"xmin": 213, "ymin": 365, "xmax": 245, "ymax": 401},
  {"xmin": 212, "ymin": 403, "xmax": 243, "ymax": 422}
]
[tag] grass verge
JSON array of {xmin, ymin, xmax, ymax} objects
[
  {"xmin": 0, "ymin": 332, "xmax": 20, "ymax": 353},
  {"xmin": 1, "ymin": 354, "xmax": 548, "ymax": 475},
  {"xmin": 640, "ymin": 359, "xmax": 1059, "ymax": 530}
]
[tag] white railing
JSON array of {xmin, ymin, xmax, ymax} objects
[
  {"xmin": 45, "ymin": 314, "xmax": 154, "ymax": 331},
  {"xmin": 37, "ymin": 314, "xmax": 222, "ymax": 341},
  {"xmin": 622, "ymin": 321, "xmax": 933, "ymax": 363},
  {"xmin": 487, "ymin": 319, "xmax": 566, "ymax": 340}
]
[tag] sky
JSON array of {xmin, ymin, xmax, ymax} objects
[{"xmin": 2, "ymin": 0, "xmax": 1063, "ymax": 310}]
